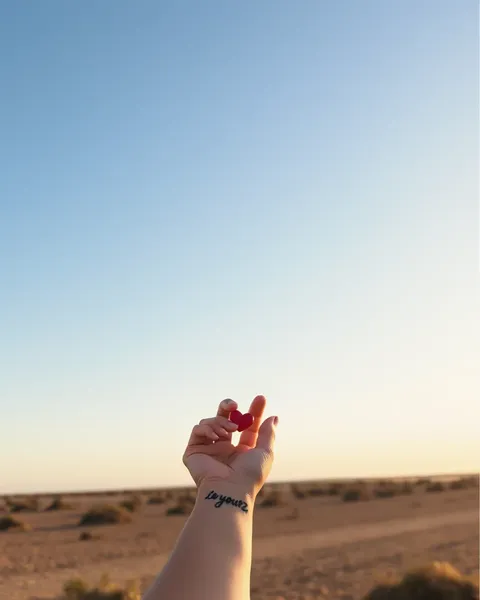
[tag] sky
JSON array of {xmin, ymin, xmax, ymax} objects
[{"xmin": 0, "ymin": 1, "xmax": 478, "ymax": 494}]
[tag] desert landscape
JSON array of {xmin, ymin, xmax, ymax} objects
[{"xmin": 0, "ymin": 475, "xmax": 478, "ymax": 600}]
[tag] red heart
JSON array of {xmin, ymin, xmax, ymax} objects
[{"xmin": 230, "ymin": 410, "xmax": 254, "ymax": 432}]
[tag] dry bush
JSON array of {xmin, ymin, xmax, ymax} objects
[
  {"xmin": 426, "ymin": 481, "xmax": 446, "ymax": 493},
  {"xmin": 78, "ymin": 505, "xmax": 132, "ymax": 527},
  {"xmin": 415, "ymin": 477, "xmax": 432, "ymax": 486},
  {"xmin": 119, "ymin": 495, "xmax": 143, "ymax": 513},
  {"xmin": 258, "ymin": 489, "xmax": 285, "ymax": 508},
  {"xmin": 374, "ymin": 486, "xmax": 397, "ymax": 499},
  {"xmin": 399, "ymin": 481, "xmax": 414, "ymax": 495},
  {"xmin": 79, "ymin": 531, "xmax": 103, "ymax": 541},
  {"xmin": 147, "ymin": 493, "xmax": 166, "ymax": 505},
  {"xmin": 307, "ymin": 485, "xmax": 326, "ymax": 497},
  {"xmin": 363, "ymin": 561, "xmax": 479, "ymax": 599},
  {"xmin": 327, "ymin": 483, "xmax": 344, "ymax": 496},
  {"xmin": 450, "ymin": 477, "xmax": 478, "ymax": 491},
  {"xmin": 63, "ymin": 574, "xmax": 140, "ymax": 599},
  {"xmin": 8, "ymin": 496, "xmax": 39, "ymax": 513},
  {"xmin": 45, "ymin": 495, "xmax": 75, "ymax": 511},
  {"xmin": 177, "ymin": 491, "xmax": 196, "ymax": 505},
  {"xmin": 342, "ymin": 486, "xmax": 371, "ymax": 503},
  {"xmin": 374, "ymin": 481, "xmax": 413, "ymax": 499},
  {"xmin": 166, "ymin": 502, "xmax": 191, "ymax": 516},
  {"xmin": 0, "ymin": 515, "xmax": 31, "ymax": 532},
  {"xmin": 290, "ymin": 484, "xmax": 307, "ymax": 499}
]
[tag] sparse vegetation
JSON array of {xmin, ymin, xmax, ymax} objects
[
  {"xmin": 426, "ymin": 481, "xmax": 446, "ymax": 493},
  {"xmin": 120, "ymin": 495, "xmax": 143, "ymax": 513},
  {"xmin": 450, "ymin": 477, "xmax": 478, "ymax": 491},
  {"xmin": 78, "ymin": 505, "xmax": 132, "ymax": 527},
  {"xmin": 63, "ymin": 575, "xmax": 140, "ymax": 599},
  {"xmin": 0, "ymin": 515, "xmax": 31, "ymax": 532},
  {"xmin": 79, "ymin": 531, "xmax": 102, "ymax": 541},
  {"xmin": 166, "ymin": 501, "xmax": 192, "ymax": 516},
  {"xmin": 363, "ymin": 562, "xmax": 479, "ymax": 599},
  {"xmin": 258, "ymin": 489, "xmax": 285, "ymax": 508},
  {"xmin": 373, "ymin": 481, "xmax": 414, "ymax": 499},
  {"xmin": 327, "ymin": 483, "xmax": 343, "ymax": 496},
  {"xmin": 342, "ymin": 487, "xmax": 371, "ymax": 503},
  {"xmin": 290, "ymin": 484, "xmax": 307, "ymax": 499},
  {"xmin": 307, "ymin": 485, "xmax": 326, "ymax": 497},
  {"xmin": 45, "ymin": 495, "xmax": 75, "ymax": 511},
  {"xmin": 8, "ymin": 496, "xmax": 39, "ymax": 513},
  {"xmin": 147, "ymin": 494, "xmax": 166, "ymax": 505}
]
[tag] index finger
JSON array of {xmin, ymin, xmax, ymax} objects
[
  {"xmin": 216, "ymin": 398, "xmax": 238, "ymax": 418},
  {"xmin": 239, "ymin": 394, "xmax": 266, "ymax": 447}
]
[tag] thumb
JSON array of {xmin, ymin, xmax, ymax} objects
[{"xmin": 255, "ymin": 416, "xmax": 278, "ymax": 454}]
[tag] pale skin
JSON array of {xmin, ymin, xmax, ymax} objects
[{"xmin": 143, "ymin": 395, "xmax": 278, "ymax": 600}]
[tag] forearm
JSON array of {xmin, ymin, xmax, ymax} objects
[{"xmin": 143, "ymin": 482, "xmax": 254, "ymax": 600}]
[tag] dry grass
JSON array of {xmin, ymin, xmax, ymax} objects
[
  {"xmin": 166, "ymin": 502, "xmax": 191, "ymax": 516},
  {"xmin": 363, "ymin": 561, "xmax": 479, "ymax": 599},
  {"xmin": 78, "ymin": 505, "xmax": 132, "ymax": 527},
  {"xmin": 0, "ymin": 515, "xmax": 31, "ymax": 532},
  {"xmin": 7, "ymin": 496, "xmax": 39, "ymax": 513},
  {"xmin": 147, "ymin": 494, "xmax": 166, "ymax": 505},
  {"xmin": 427, "ymin": 482, "xmax": 446, "ymax": 493},
  {"xmin": 450, "ymin": 477, "xmax": 478, "ymax": 491},
  {"xmin": 45, "ymin": 495, "xmax": 75, "ymax": 511},
  {"xmin": 63, "ymin": 574, "xmax": 140, "ymax": 599},
  {"xmin": 258, "ymin": 489, "xmax": 285, "ymax": 508},
  {"xmin": 119, "ymin": 495, "xmax": 143, "ymax": 513},
  {"xmin": 342, "ymin": 486, "xmax": 371, "ymax": 502}
]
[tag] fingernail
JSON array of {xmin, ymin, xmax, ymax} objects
[{"xmin": 273, "ymin": 416, "xmax": 279, "ymax": 426}]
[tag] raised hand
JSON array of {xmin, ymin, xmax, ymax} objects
[{"xmin": 183, "ymin": 395, "xmax": 278, "ymax": 497}]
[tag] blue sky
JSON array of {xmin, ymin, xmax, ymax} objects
[{"xmin": 1, "ymin": 1, "xmax": 478, "ymax": 494}]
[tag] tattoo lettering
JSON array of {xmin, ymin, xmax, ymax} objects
[{"xmin": 204, "ymin": 490, "xmax": 249, "ymax": 513}]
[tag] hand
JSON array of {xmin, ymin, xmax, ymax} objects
[{"xmin": 183, "ymin": 395, "xmax": 278, "ymax": 497}]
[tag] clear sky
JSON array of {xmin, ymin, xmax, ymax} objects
[{"xmin": 1, "ymin": 1, "xmax": 478, "ymax": 494}]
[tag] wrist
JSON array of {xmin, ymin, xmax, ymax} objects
[{"xmin": 197, "ymin": 479, "xmax": 256, "ymax": 512}]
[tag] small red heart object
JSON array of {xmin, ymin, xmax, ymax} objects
[{"xmin": 230, "ymin": 410, "xmax": 254, "ymax": 432}]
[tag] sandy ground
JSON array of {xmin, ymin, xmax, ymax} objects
[{"xmin": 0, "ymin": 485, "xmax": 478, "ymax": 600}]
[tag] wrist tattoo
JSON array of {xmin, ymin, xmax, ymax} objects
[{"xmin": 204, "ymin": 489, "xmax": 249, "ymax": 513}]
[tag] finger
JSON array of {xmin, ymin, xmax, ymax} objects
[
  {"xmin": 216, "ymin": 398, "xmax": 238, "ymax": 418},
  {"xmin": 239, "ymin": 394, "xmax": 267, "ymax": 447},
  {"xmin": 255, "ymin": 415, "xmax": 278, "ymax": 454},
  {"xmin": 199, "ymin": 416, "xmax": 238, "ymax": 439},
  {"xmin": 200, "ymin": 416, "xmax": 238, "ymax": 431},
  {"xmin": 188, "ymin": 423, "xmax": 219, "ymax": 445}
]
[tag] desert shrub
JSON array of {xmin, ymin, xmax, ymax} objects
[
  {"xmin": 399, "ymin": 481, "xmax": 414, "ymax": 495},
  {"xmin": 79, "ymin": 531, "xmax": 103, "ymax": 541},
  {"xmin": 307, "ymin": 485, "xmax": 326, "ymax": 497},
  {"xmin": 258, "ymin": 489, "xmax": 285, "ymax": 508},
  {"xmin": 8, "ymin": 496, "xmax": 39, "ymax": 513},
  {"xmin": 147, "ymin": 494, "xmax": 166, "ymax": 505},
  {"xmin": 166, "ymin": 502, "xmax": 191, "ymax": 516},
  {"xmin": 63, "ymin": 575, "xmax": 140, "ymax": 599},
  {"xmin": 363, "ymin": 562, "xmax": 479, "ymax": 599},
  {"xmin": 0, "ymin": 515, "xmax": 31, "ymax": 532},
  {"xmin": 342, "ymin": 487, "xmax": 371, "ymax": 503},
  {"xmin": 426, "ymin": 481, "xmax": 445, "ymax": 493},
  {"xmin": 374, "ymin": 486, "xmax": 397, "ymax": 499},
  {"xmin": 415, "ymin": 477, "xmax": 431, "ymax": 486},
  {"xmin": 45, "ymin": 495, "xmax": 75, "ymax": 511},
  {"xmin": 290, "ymin": 484, "xmax": 307, "ymax": 499},
  {"xmin": 450, "ymin": 477, "xmax": 478, "ymax": 491},
  {"xmin": 78, "ymin": 505, "xmax": 132, "ymax": 527},
  {"xmin": 177, "ymin": 491, "xmax": 196, "ymax": 505},
  {"xmin": 327, "ymin": 483, "xmax": 343, "ymax": 496},
  {"xmin": 120, "ymin": 495, "xmax": 143, "ymax": 513}
]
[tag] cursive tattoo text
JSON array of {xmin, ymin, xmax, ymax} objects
[{"xmin": 204, "ymin": 489, "xmax": 249, "ymax": 513}]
